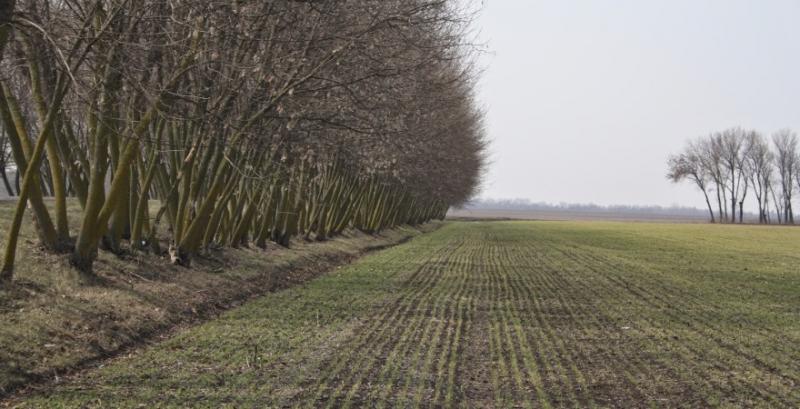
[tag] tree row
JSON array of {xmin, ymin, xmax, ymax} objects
[
  {"xmin": 667, "ymin": 127, "xmax": 797, "ymax": 224},
  {"xmin": 0, "ymin": 0, "xmax": 486, "ymax": 280}
]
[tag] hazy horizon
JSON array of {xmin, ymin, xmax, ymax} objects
[{"xmin": 472, "ymin": 0, "xmax": 800, "ymax": 208}]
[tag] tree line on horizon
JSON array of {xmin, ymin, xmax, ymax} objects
[
  {"xmin": 461, "ymin": 198, "xmax": 712, "ymax": 217},
  {"xmin": 0, "ymin": 0, "xmax": 486, "ymax": 281},
  {"xmin": 667, "ymin": 127, "xmax": 798, "ymax": 224}
]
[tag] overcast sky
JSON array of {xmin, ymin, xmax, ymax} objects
[{"xmin": 472, "ymin": 0, "xmax": 800, "ymax": 207}]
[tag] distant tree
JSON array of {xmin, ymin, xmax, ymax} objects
[
  {"xmin": 717, "ymin": 128, "xmax": 750, "ymax": 223},
  {"xmin": 772, "ymin": 129, "xmax": 798, "ymax": 224},
  {"xmin": 769, "ymin": 179, "xmax": 785, "ymax": 224},
  {"xmin": 667, "ymin": 141, "xmax": 716, "ymax": 222},
  {"xmin": 668, "ymin": 128, "xmax": 797, "ymax": 225},
  {"xmin": 697, "ymin": 135, "xmax": 727, "ymax": 221},
  {"xmin": 744, "ymin": 131, "xmax": 774, "ymax": 224}
]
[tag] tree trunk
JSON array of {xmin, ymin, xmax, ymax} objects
[
  {"xmin": 1, "ymin": 77, "xmax": 67, "ymax": 278},
  {"xmin": 25, "ymin": 40, "xmax": 70, "ymax": 242},
  {"xmin": 753, "ymin": 191, "xmax": 763, "ymax": 224},
  {"xmin": 702, "ymin": 190, "xmax": 715, "ymax": 223},
  {"xmin": 0, "ymin": 165, "xmax": 13, "ymax": 196},
  {"xmin": 738, "ymin": 201, "xmax": 744, "ymax": 223},
  {"xmin": 772, "ymin": 188, "xmax": 783, "ymax": 224},
  {"xmin": 131, "ymin": 142, "xmax": 160, "ymax": 250},
  {"xmin": 0, "ymin": 82, "xmax": 60, "ymax": 250}
]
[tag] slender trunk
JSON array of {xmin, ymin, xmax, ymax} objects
[
  {"xmin": 73, "ymin": 21, "xmax": 202, "ymax": 270},
  {"xmin": 753, "ymin": 191, "xmax": 763, "ymax": 224},
  {"xmin": 0, "ymin": 165, "xmax": 13, "ymax": 196},
  {"xmin": 25, "ymin": 40, "xmax": 70, "ymax": 242},
  {"xmin": 105, "ymin": 154, "xmax": 130, "ymax": 253},
  {"xmin": 71, "ymin": 51, "xmax": 118, "ymax": 270},
  {"xmin": 752, "ymin": 176, "xmax": 764, "ymax": 224},
  {"xmin": 177, "ymin": 152, "xmax": 231, "ymax": 256},
  {"xmin": 131, "ymin": 139, "xmax": 161, "ymax": 250},
  {"xmin": 771, "ymin": 187, "xmax": 782, "ymax": 224},
  {"xmin": 738, "ymin": 201, "xmax": 744, "ymax": 223},
  {"xmin": 0, "ymin": 81, "xmax": 59, "ymax": 249},
  {"xmin": 1, "ymin": 76, "xmax": 68, "ymax": 278},
  {"xmin": 702, "ymin": 190, "xmax": 715, "ymax": 223},
  {"xmin": 59, "ymin": 118, "xmax": 89, "ymax": 206}
]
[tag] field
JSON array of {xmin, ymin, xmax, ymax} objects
[
  {"xmin": 9, "ymin": 221, "xmax": 800, "ymax": 408},
  {"xmin": 447, "ymin": 208, "xmax": 712, "ymax": 223}
]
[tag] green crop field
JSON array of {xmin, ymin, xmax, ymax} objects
[{"xmin": 13, "ymin": 221, "xmax": 800, "ymax": 408}]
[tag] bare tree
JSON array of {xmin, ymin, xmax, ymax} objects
[
  {"xmin": 0, "ymin": 0, "xmax": 488, "ymax": 279},
  {"xmin": 697, "ymin": 136, "xmax": 727, "ymax": 221},
  {"xmin": 668, "ymin": 128, "xmax": 797, "ymax": 225},
  {"xmin": 667, "ymin": 141, "xmax": 716, "ymax": 222},
  {"xmin": 744, "ymin": 131, "xmax": 773, "ymax": 223},
  {"xmin": 772, "ymin": 129, "xmax": 797, "ymax": 224},
  {"xmin": 717, "ymin": 128, "xmax": 749, "ymax": 223}
]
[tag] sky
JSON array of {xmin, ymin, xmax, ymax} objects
[{"xmin": 470, "ymin": 0, "xmax": 800, "ymax": 208}]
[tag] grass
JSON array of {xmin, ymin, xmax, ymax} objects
[
  {"xmin": 6, "ymin": 220, "xmax": 800, "ymax": 408},
  {"xmin": 0, "ymin": 199, "xmax": 435, "ymax": 398}
]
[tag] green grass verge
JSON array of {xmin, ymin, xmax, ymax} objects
[{"xmin": 0, "ymin": 199, "xmax": 435, "ymax": 398}]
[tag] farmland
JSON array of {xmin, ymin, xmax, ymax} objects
[{"xmin": 10, "ymin": 221, "xmax": 800, "ymax": 408}]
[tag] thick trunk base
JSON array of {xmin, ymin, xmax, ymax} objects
[
  {"xmin": 168, "ymin": 244, "xmax": 191, "ymax": 267},
  {"xmin": 69, "ymin": 252, "xmax": 98, "ymax": 278}
]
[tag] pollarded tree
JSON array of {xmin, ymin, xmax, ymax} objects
[
  {"xmin": 1, "ymin": 0, "xmax": 106, "ymax": 278},
  {"xmin": 0, "ymin": 0, "xmax": 488, "ymax": 279}
]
